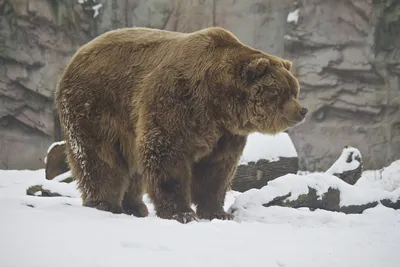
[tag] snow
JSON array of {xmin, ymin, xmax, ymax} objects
[
  {"xmin": 239, "ymin": 132, "xmax": 297, "ymax": 164},
  {"xmin": 92, "ymin": 3, "xmax": 103, "ymax": 18},
  {"xmin": 325, "ymin": 146, "xmax": 361, "ymax": 174},
  {"xmin": 52, "ymin": 170, "xmax": 73, "ymax": 182},
  {"xmin": 230, "ymin": 172, "xmax": 400, "ymax": 214},
  {"xmin": 287, "ymin": 9, "xmax": 300, "ymax": 24},
  {"xmin": 77, "ymin": 0, "xmax": 102, "ymax": 18},
  {"xmin": 356, "ymin": 160, "xmax": 400, "ymax": 192},
  {"xmin": 1, "ymin": 163, "xmax": 400, "ymax": 267},
  {"xmin": 46, "ymin": 140, "xmax": 66, "ymax": 154}
]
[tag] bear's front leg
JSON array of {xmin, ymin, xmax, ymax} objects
[
  {"xmin": 138, "ymin": 129, "xmax": 198, "ymax": 224},
  {"xmin": 145, "ymin": 163, "xmax": 197, "ymax": 223},
  {"xmin": 192, "ymin": 133, "xmax": 247, "ymax": 221}
]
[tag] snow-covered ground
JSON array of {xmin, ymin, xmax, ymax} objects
[{"xmin": 1, "ymin": 160, "xmax": 400, "ymax": 267}]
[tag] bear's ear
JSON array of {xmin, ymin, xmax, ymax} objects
[
  {"xmin": 243, "ymin": 58, "xmax": 270, "ymax": 84},
  {"xmin": 282, "ymin": 60, "xmax": 292, "ymax": 71}
]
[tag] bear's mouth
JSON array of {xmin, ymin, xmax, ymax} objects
[{"xmin": 284, "ymin": 117, "xmax": 305, "ymax": 127}]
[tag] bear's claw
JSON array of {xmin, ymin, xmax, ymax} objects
[
  {"xmin": 123, "ymin": 202, "xmax": 149, "ymax": 218},
  {"xmin": 171, "ymin": 212, "xmax": 199, "ymax": 224}
]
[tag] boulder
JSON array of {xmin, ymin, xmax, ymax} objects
[
  {"xmin": 26, "ymin": 185, "xmax": 63, "ymax": 197},
  {"xmin": 44, "ymin": 141, "xmax": 69, "ymax": 181}
]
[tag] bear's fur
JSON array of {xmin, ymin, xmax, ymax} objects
[{"xmin": 55, "ymin": 27, "xmax": 307, "ymax": 223}]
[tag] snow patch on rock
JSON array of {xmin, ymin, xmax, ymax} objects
[
  {"xmin": 287, "ymin": 9, "xmax": 300, "ymax": 24},
  {"xmin": 92, "ymin": 3, "xmax": 102, "ymax": 18}
]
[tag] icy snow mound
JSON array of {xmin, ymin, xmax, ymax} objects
[
  {"xmin": 239, "ymin": 132, "xmax": 297, "ymax": 164},
  {"xmin": 326, "ymin": 146, "xmax": 361, "ymax": 174},
  {"xmin": 356, "ymin": 160, "xmax": 400, "ymax": 192}
]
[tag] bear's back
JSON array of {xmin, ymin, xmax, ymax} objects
[
  {"xmin": 87, "ymin": 27, "xmax": 186, "ymax": 48},
  {"xmin": 55, "ymin": 26, "xmax": 248, "ymax": 122}
]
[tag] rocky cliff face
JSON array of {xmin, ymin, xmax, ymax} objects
[
  {"xmin": 0, "ymin": 0, "xmax": 399, "ymax": 171},
  {"xmin": 1, "ymin": 0, "xmax": 98, "ymax": 169},
  {"xmin": 285, "ymin": 0, "xmax": 400, "ymax": 171}
]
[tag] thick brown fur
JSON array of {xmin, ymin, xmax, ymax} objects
[{"xmin": 55, "ymin": 27, "xmax": 307, "ymax": 223}]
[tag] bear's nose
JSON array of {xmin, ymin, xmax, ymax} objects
[{"xmin": 300, "ymin": 107, "xmax": 308, "ymax": 117}]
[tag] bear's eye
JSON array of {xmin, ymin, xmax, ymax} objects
[
  {"xmin": 266, "ymin": 88, "xmax": 279, "ymax": 96},
  {"xmin": 292, "ymin": 88, "xmax": 299, "ymax": 98}
]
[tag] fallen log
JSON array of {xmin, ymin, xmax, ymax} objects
[
  {"xmin": 229, "ymin": 172, "xmax": 400, "ymax": 217},
  {"xmin": 232, "ymin": 157, "xmax": 298, "ymax": 192},
  {"xmin": 231, "ymin": 132, "xmax": 299, "ymax": 192}
]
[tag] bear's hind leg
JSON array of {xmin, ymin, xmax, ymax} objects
[
  {"xmin": 66, "ymin": 138, "xmax": 129, "ymax": 214},
  {"xmin": 122, "ymin": 173, "xmax": 149, "ymax": 217},
  {"xmin": 191, "ymin": 133, "xmax": 247, "ymax": 220}
]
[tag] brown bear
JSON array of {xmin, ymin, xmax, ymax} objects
[{"xmin": 55, "ymin": 27, "xmax": 307, "ymax": 223}]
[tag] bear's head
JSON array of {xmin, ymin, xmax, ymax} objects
[{"xmin": 222, "ymin": 53, "xmax": 307, "ymax": 135}]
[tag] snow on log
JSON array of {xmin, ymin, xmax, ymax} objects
[
  {"xmin": 326, "ymin": 146, "xmax": 363, "ymax": 185},
  {"xmin": 231, "ymin": 132, "xmax": 298, "ymax": 192},
  {"xmin": 229, "ymin": 172, "xmax": 400, "ymax": 219}
]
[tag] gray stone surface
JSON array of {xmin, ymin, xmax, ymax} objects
[
  {"xmin": 285, "ymin": 0, "xmax": 400, "ymax": 171},
  {"xmin": 0, "ymin": 0, "xmax": 99, "ymax": 169},
  {"xmin": 0, "ymin": 0, "xmax": 399, "ymax": 171}
]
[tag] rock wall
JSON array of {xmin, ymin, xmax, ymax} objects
[
  {"xmin": 285, "ymin": 0, "xmax": 400, "ymax": 171},
  {"xmin": 1, "ymin": 0, "xmax": 99, "ymax": 169},
  {"xmin": 0, "ymin": 0, "xmax": 399, "ymax": 171}
]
